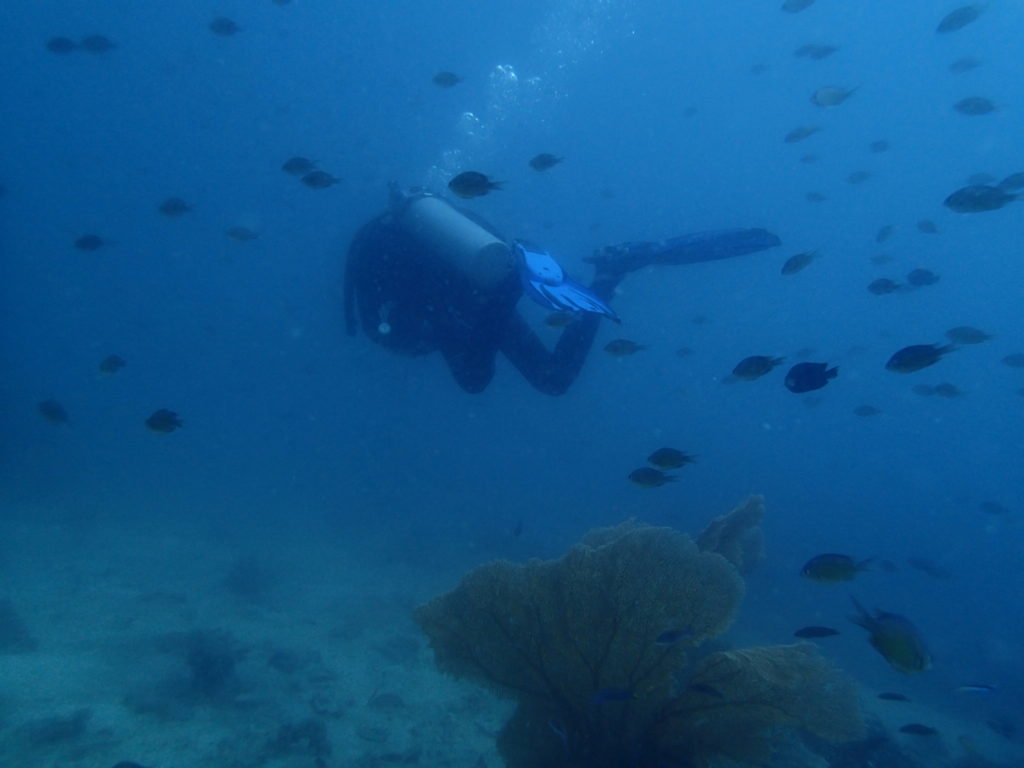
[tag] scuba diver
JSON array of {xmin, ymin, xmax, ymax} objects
[{"xmin": 344, "ymin": 185, "xmax": 781, "ymax": 395}]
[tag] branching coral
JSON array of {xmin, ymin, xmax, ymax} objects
[
  {"xmin": 416, "ymin": 499, "xmax": 863, "ymax": 768},
  {"xmin": 696, "ymin": 494, "xmax": 765, "ymax": 575}
]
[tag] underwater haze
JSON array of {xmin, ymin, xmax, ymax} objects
[{"xmin": 2, "ymin": 1, "xmax": 1023, "ymax": 766}]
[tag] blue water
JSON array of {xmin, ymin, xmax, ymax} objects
[{"xmin": 2, "ymin": 1, "xmax": 1023, "ymax": 765}]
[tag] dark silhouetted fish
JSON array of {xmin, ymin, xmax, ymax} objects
[
  {"xmin": 869, "ymin": 140, "xmax": 890, "ymax": 153},
  {"xmin": 449, "ymin": 171, "xmax": 502, "ymax": 199},
  {"xmin": 878, "ymin": 692, "xmax": 911, "ymax": 702},
  {"xmin": 781, "ymin": 250, "xmax": 817, "ymax": 274},
  {"xmin": 811, "ymin": 86, "xmax": 856, "ymax": 107},
  {"xmin": 794, "ymin": 626, "xmax": 839, "ymax": 638},
  {"xmin": 933, "ymin": 382, "xmax": 964, "ymax": 398},
  {"xmin": 906, "ymin": 268, "xmax": 939, "ymax": 286},
  {"xmin": 158, "ymin": 197, "xmax": 191, "ymax": 217},
  {"xmin": 847, "ymin": 170, "xmax": 871, "ymax": 184},
  {"xmin": 647, "ymin": 448, "xmax": 696, "ymax": 470},
  {"xmin": 868, "ymin": 278, "xmax": 901, "ymax": 295},
  {"xmin": 794, "ymin": 44, "xmax": 838, "ymax": 59},
  {"xmin": 529, "ymin": 153, "xmax": 562, "ymax": 171},
  {"xmin": 801, "ymin": 553, "xmax": 869, "ymax": 582},
  {"xmin": 945, "ymin": 325, "xmax": 991, "ymax": 344},
  {"xmin": 954, "ymin": 96, "xmax": 996, "ymax": 115},
  {"xmin": 628, "ymin": 468, "xmax": 677, "ymax": 488},
  {"xmin": 38, "ymin": 399, "xmax": 70, "ymax": 424},
  {"xmin": 1001, "ymin": 353, "xmax": 1024, "ymax": 368},
  {"xmin": 301, "ymin": 170, "xmax": 339, "ymax": 189},
  {"xmin": 781, "ymin": 0, "xmax": 815, "ymax": 12},
  {"xmin": 46, "ymin": 37, "xmax": 78, "ymax": 54},
  {"xmin": 885, "ymin": 344, "xmax": 955, "ymax": 373},
  {"xmin": 944, "ymin": 184, "xmax": 1017, "ymax": 213},
  {"xmin": 74, "ymin": 234, "xmax": 105, "ymax": 251},
  {"xmin": 432, "ymin": 71, "xmax": 462, "ymax": 88},
  {"xmin": 916, "ymin": 219, "xmax": 938, "ymax": 234},
  {"xmin": 853, "ymin": 404, "xmax": 881, "ymax": 417},
  {"xmin": 784, "ymin": 362, "xmax": 837, "ymax": 393},
  {"xmin": 210, "ymin": 17, "xmax": 241, "ymax": 36},
  {"xmin": 936, "ymin": 4, "xmax": 983, "ymax": 34},
  {"xmin": 226, "ymin": 226, "xmax": 258, "ymax": 242},
  {"xmin": 146, "ymin": 409, "xmax": 182, "ymax": 433},
  {"xmin": 99, "ymin": 354, "xmax": 126, "ymax": 374},
  {"xmin": 281, "ymin": 156, "xmax": 316, "ymax": 176},
  {"xmin": 80, "ymin": 34, "xmax": 115, "ymax": 53},
  {"xmin": 604, "ymin": 339, "xmax": 646, "ymax": 357},
  {"xmin": 875, "ymin": 224, "xmax": 894, "ymax": 243},
  {"xmin": 900, "ymin": 723, "xmax": 938, "ymax": 736},
  {"xmin": 997, "ymin": 172, "xmax": 1024, "ymax": 192},
  {"xmin": 949, "ymin": 56, "xmax": 981, "ymax": 73},
  {"xmin": 732, "ymin": 355, "xmax": 784, "ymax": 380},
  {"xmin": 784, "ymin": 126, "xmax": 820, "ymax": 143}
]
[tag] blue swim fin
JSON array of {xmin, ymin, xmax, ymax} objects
[{"xmin": 515, "ymin": 241, "xmax": 620, "ymax": 323}]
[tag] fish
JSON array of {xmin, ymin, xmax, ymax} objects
[
  {"xmin": 46, "ymin": 37, "xmax": 78, "ymax": 54},
  {"xmin": 933, "ymin": 382, "xmax": 964, "ymax": 398},
  {"xmin": 869, "ymin": 140, "xmax": 890, "ymax": 153},
  {"xmin": 749, "ymin": 63, "xmax": 769, "ymax": 75},
  {"xmin": 590, "ymin": 687, "xmax": 635, "ymax": 706},
  {"xmin": 885, "ymin": 344, "xmax": 955, "ymax": 373},
  {"xmin": 301, "ymin": 170, "xmax": 339, "ymax": 189},
  {"xmin": 997, "ymin": 172, "xmax": 1024, "ymax": 192},
  {"xmin": 784, "ymin": 126, "xmax": 820, "ymax": 143},
  {"xmin": 146, "ymin": 408, "xmax": 183, "ymax": 433},
  {"xmin": 1001, "ymin": 353, "xmax": 1024, "ymax": 368},
  {"xmin": 281, "ymin": 156, "xmax": 316, "ymax": 176},
  {"xmin": 850, "ymin": 597, "xmax": 931, "ymax": 674},
  {"xmin": 794, "ymin": 44, "xmax": 838, "ymax": 60},
  {"xmin": 655, "ymin": 628, "xmax": 694, "ymax": 646},
  {"xmin": 906, "ymin": 268, "xmax": 939, "ymax": 286},
  {"xmin": 37, "ymin": 399, "xmax": 70, "ymax": 424},
  {"xmin": 878, "ymin": 692, "xmax": 911, "ymax": 702},
  {"xmin": 801, "ymin": 553, "xmax": 869, "ymax": 583},
  {"xmin": 674, "ymin": 346, "xmax": 693, "ymax": 357},
  {"xmin": 811, "ymin": 86, "xmax": 856, "ymax": 107},
  {"xmin": 80, "ymin": 34, "xmax": 115, "ymax": 53},
  {"xmin": 646, "ymin": 448, "xmax": 696, "ymax": 470},
  {"xmin": 800, "ymin": 153, "xmax": 818, "ymax": 164},
  {"xmin": 804, "ymin": 191, "xmax": 827, "ymax": 202},
  {"xmin": 784, "ymin": 362, "xmax": 837, "ymax": 393},
  {"xmin": 604, "ymin": 339, "xmax": 646, "ymax": 357},
  {"xmin": 226, "ymin": 226, "xmax": 259, "ymax": 242},
  {"xmin": 628, "ymin": 468, "xmax": 677, "ymax": 488},
  {"xmin": 781, "ymin": 250, "xmax": 817, "ymax": 275},
  {"xmin": 875, "ymin": 225, "xmax": 894, "ymax": 243},
  {"xmin": 529, "ymin": 153, "xmax": 562, "ymax": 171},
  {"xmin": 846, "ymin": 170, "xmax": 871, "ymax": 184},
  {"xmin": 158, "ymin": 197, "xmax": 191, "ymax": 217},
  {"xmin": 74, "ymin": 234, "xmax": 106, "ymax": 251},
  {"xmin": 209, "ymin": 17, "xmax": 241, "ymax": 36},
  {"xmin": 954, "ymin": 96, "xmax": 996, "ymax": 116},
  {"xmin": 432, "ymin": 71, "xmax": 462, "ymax": 88},
  {"xmin": 900, "ymin": 724, "xmax": 938, "ymax": 736},
  {"xmin": 980, "ymin": 501, "xmax": 1011, "ymax": 516},
  {"xmin": 945, "ymin": 325, "xmax": 991, "ymax": 344},
  {"xmin": 853, "ymin": 404, "xmax": 881, "ymax": 417},
  {"xmin": 867, "ymin": 278, "xmax": 901, "ymax": 295},
  {"xmin": 944, "ymin": 184, "xmax": 1018, "ymax": 213},
  {"xmin": 907, "ymin": 557, "xmax": 952, "ymax": 578},
  {"xmin": 949, "ymin": 57, "xmax": 981, "ymax": 73},
  {"xmin": 732, "ymin": 355, "xmax": 784, "ymax": 380},
  {"xmin": 916, "ymin": 219, "xmax": 938, "ymax": 234},
  {"xmin": 794, "ymin": 626, "xmax": 839, "ymax": 638},
  {"xmin": 781, "ymin": 0, "xmax": 815, "ymax": 12},
  {"xmin": 956, "ymin": 684, "xmax": 996, "ymax": 694},
  {"xmin": 936, "ymin": 4, "xmax": 983, "ymax": 34},
  {"xmin": 448, "ymin": 171, "xmax": 502, "ymax": 199},
  {"xmin": 98, "ymin": 354, "xmax": 126, "ymax": 374}
]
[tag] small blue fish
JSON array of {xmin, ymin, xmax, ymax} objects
[{"xmin": 590, "ymin": 687, "xmax": 635, "ymax": 706}]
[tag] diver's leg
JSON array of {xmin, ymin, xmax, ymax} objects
[
  {"xmin": 440, "ymin": 341, "xmax": 498, "ymax": 394},
  {"xmin": 499, "ymin": 272, "xmax": 620, "ymax": 396}
]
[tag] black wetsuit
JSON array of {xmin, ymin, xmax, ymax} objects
[{"xmin": 344, "ymin": 209, "xmax": 620, "ymax": 395}]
